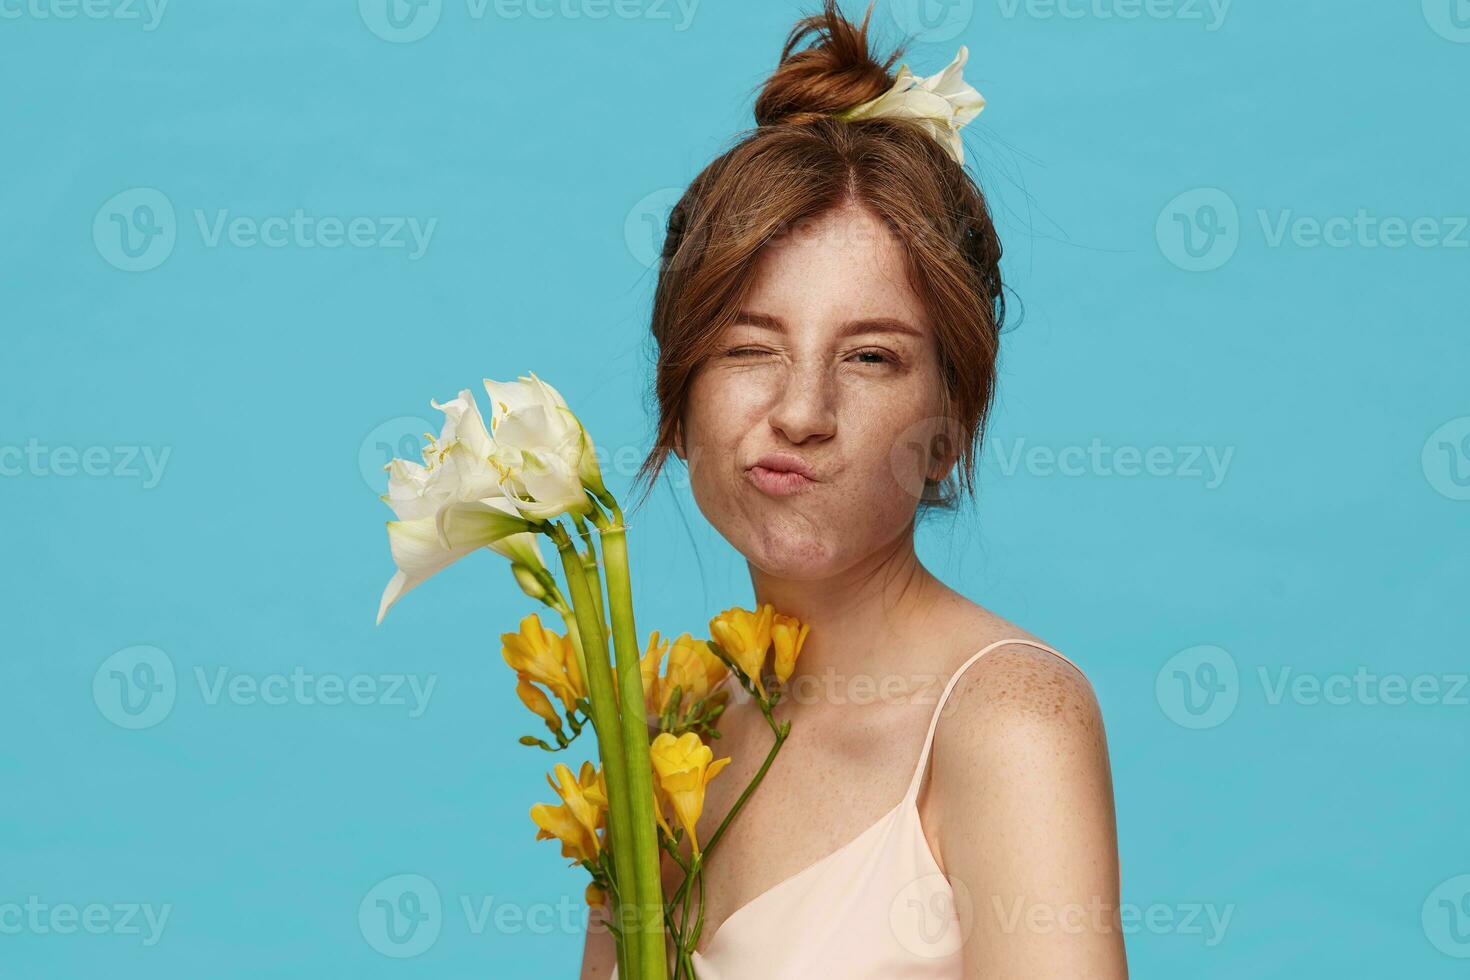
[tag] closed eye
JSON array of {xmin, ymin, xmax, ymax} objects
[{"xmin": 722, "ymin": 346, "xmax": 898, "ymax": 365}]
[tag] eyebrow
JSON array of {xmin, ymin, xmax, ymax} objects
[{"xmin": 732, "ymin": 310, "xmax": 924, "ymax": 339}]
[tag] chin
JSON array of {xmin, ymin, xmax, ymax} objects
[{"xmin": 738, "ymin": 523, "xmax": 845, "ymax": 580}]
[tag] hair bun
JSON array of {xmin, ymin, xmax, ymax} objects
[{"xmin": 753, "ymin": 0, "xmax": 903, "ymax": 128}]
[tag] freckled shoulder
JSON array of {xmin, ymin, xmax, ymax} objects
[
  {"xmin": 952, "ymin": 643, "xmax": 1105, "ymax": 728},
  {"xmin": 930, "ymin": 639, "xmax": 1108, "ymax": 772},
  {"xmin": 940, "ymin": 637, "xmax": 1105, "ymax": 743},
  {"xmin": 923, "ymin": 638, "xmax": 1124, "ymax": 966}
]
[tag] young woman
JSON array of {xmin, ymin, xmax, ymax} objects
[{"xmin": 585, "ymin": 3, "xmax": 1127, "ymax": 976}]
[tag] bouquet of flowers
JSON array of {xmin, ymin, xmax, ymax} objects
[{"xmin": 373, "ymin": 374, "xmax": 808, "ymax": 979}]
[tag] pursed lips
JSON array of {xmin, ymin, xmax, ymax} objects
[{"xmin": 745, "ymin": 453, "xmax": 819, "ymax": 496}]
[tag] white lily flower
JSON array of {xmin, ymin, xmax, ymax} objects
[
  {"xmin": 483, "ymin": 372, "xmax": 609, "ymax": 520},
  {"xmin": 376, "ymin": 388, "xmax": 548, "ymax": 624},
  {"xmin": 377, "ymin": 498, "xmax": 536, "ymax": 624},
  {"xmin": 835, "ymin": 45, "xmax": 986, "ymax": 166}
]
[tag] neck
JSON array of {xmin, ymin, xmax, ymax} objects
[{"xmin": 746, "ymin": 525, "xmax": 945, "ymax": 684}]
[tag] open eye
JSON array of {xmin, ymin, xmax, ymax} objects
[{"xmin": 848, "ymin": 348, "xmax": 894, "ymax": 366}]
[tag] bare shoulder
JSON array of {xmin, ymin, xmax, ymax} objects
[
  {"xmin": 944, "ymin": 635, "xmax": 1105, "ymax": 744},
  {"xmin": 928, "ymin": 600, "xmax": 1105, "ymax": 749},
  {"xmin": 926, "ymin": 607, "xmax": 1114, "ymax": 827},
  {"xmin": 924, "ymin": 610, "xmax": 1117, "ymax": 848},
  {"xmin": 923, "ymin": 611, "xmax": 1127, "ymax": 974}
]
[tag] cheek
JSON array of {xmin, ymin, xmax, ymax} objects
[
  {"xmin": 842, "ymin": 388, "xmax": 949, "ymax": 504},
  {"xmin": 681, "ymin": 369, "xmax": 769, "ymax": 465},
  {"xmin": 679, "ymin": 374, "xmax": 766, "ymax": 546}
]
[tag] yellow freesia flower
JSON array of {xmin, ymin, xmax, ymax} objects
[
  {"xmin": 709, "ymin": 604, "xmax": 775, "ymax": 696},
  {"xmin": 515, "ymin": 673, "xmax": 562, "ymax": 733},
  {"xmin": 649, "ymin": 731, "xmax": 731, "ymax": 856},
  {"xmin": 634, "ymin": 630, "xmax": 731, "ymax": 719},
  {"xmin": 770, "ymin": 613, "xmax": 809, "ymax": 686},
  {"xmin": 640, "ymin": 630, "xmax": 671, "ymax": 717},
  {"xmin": 585, "ymin": 882, "xmax": 606, "ymax": 909},
  {"xmin": 530, "ymin": 761, "xmax": 606, "ymax": 865},
  {"xmin": 502, "ymin": 613, "xmax": 585, "ymax": 716},
  {"xmin": 662, "ymin": 633, "xmax": 731, "ymax": 713}
]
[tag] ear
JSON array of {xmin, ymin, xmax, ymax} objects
[
  {"xmin": 672, "ymin": 420, "xmax": 686, "ymax": 462},
  {"xmin": 928, "ymin": 457, "xmax": 956, "ymax": 484},
  {"xmin": 925, "ymin": 421, "xmax": 962, "ymax": 483}
]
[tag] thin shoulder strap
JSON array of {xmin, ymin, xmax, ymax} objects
[{"xmin": 903, "ymin": 638, "xmax": 1087, "ymax": 802}]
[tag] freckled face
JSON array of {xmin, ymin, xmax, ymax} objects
[{"xmin": 676, "ymin": 203, "xmax": 953, "ymax": 579}]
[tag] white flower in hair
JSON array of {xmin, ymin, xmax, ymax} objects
[{"xmin": 834, "ymin": 45, "xmax": 986, "ymax": 166}]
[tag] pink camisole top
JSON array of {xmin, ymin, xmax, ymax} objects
[{"xmin": 607, "ymin": 637, "xmax": 1084, "ymax": 980}]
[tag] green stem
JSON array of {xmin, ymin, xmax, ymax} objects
[
  {"xmin": 668, "ymin": 702, "xmax": 789, "ymax": 926},
  {"xmin": 613, "ymin": 902, "xmax": 631, "ymax": 980},
  {"xmin": 599, "ymin": 523, "xmax": 669, "ymax": 980},
  {"xmin": 582, "ymin": 554, "xmax": 605, "ymax": 631},
  {"xmin": 550, "ymin": 524, "xmax": 642, "ymax": 980},
  {"xmin": 678, "ymin": 851, "xmax": 701, "ymax": 966},
  {"xmin": 571, "ymin": 514, "xmax": 606, "ymax": 627},
  {"xmin": 550, "ymin": 596, "xmax": 591, "ymax": 694},
  {"xmin": 704, "ymin": 704, "xmax": 788, "ymax": 857}
]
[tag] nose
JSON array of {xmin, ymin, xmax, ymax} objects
[{"xmin": 767, "ymin": 360, "xmax": 837, "ymax": 446}]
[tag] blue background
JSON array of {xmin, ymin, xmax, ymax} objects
[{"xmin": 3, "ymin": 0, "xmax": 1468, "ymax": 976}]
